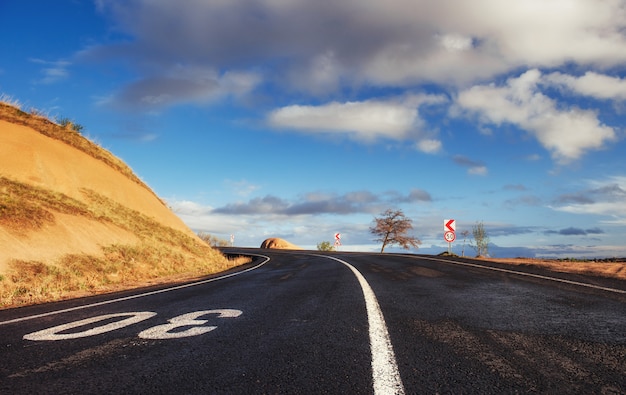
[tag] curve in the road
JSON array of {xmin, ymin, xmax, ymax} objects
[{"xmin": 312, "ymin": 253, "xmax": 405, "ymax": 395}]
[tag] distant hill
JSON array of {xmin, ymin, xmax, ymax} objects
[
  {"xmin": 260, "ymin": 238, "xmax": 301, "ymax": 249},
  {"xmin": 0, "ymin": 101, "xmax": 237, "ymax": 308}
]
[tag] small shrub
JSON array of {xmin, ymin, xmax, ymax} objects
[
  {"xmin": 56, "ymin": 117, "xmax": 84, "ymax": 133},
  {"xmin": 317, "ymin": 241, "xmax": 335, "ymax": 251}
]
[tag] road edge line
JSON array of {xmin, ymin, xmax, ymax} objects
[
  {"xmin": 407, "ymin": 255, "xmax": 626, "ymax": 294},
  {"xmin": 0, "ymin": 254, "xmax": 271, "ymax": 326}
]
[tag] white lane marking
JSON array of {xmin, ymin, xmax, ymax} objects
[
  {"xmin": 0, "ymin": 254, "xmax": 270, "ymax": 326},
  {"xmin": 409, "ymin": 255, "xmax": 626, "ymax": 294},
  {"xmin": 138, "ymin": 309, "xmax": 242, "ymax": 340},
  {"xmin": 23, "ymin": 312, "xmax": 157, "ymax": 341},
  {"xmin": 312, "ymin": 254, "xmax": 405, "ymax": 395}
]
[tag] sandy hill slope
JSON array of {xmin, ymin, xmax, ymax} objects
[
  {"xmin": 0, "ymin": 102, "xmax": 235, "ymax": 308},
  {"xmin": 260, "ymin": 238, "xmax": 301, "ymax": 249}
]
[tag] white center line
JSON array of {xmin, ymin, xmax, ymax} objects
[{"xmin": 312, "ymin": 254, "xmax": 405, "ymax": 395}]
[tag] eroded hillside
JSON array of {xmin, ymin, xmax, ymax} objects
[{"xmin": 0, "ymin": 102, "xmax": 240, "ymax": 308}]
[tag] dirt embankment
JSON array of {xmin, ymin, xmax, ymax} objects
[{"xmin": 0, "ymin": 103, "xmax": 236, "ymax": 308}]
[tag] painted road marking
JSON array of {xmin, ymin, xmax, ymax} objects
[
  {"xmin": 138, "ymin": 309, "xmax": 242, "ymax": 340},
  {"xmin": 23, "ymin": 310, "xmax": 243, "ymax": 341},
  {"xmin": 23, "ymin": 312, "xmax": 157, "ymax": 341},
  {"xmin": 412, "ymin": 255, "xmax": 626, "ymax": 294},
  {"xmin": 0, "ymin": 254, "xmax": 269, "ymax": 327},
  {"xmin": 312, "ymin": 254, "xmax": 405, "ymax": 395}
]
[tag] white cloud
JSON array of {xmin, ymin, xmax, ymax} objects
[
  {"xmin": 268, "ymin": 96, "xmax": 444, "ymax": 142},
  {"xmin": 91, "ymin": 0, "xmax": 626, "ymax": 94},
  {"xmin": 455, "ymin": 69, "xmax": 617, "ymax": 163},
  {"xmin": 268, "ymin": 100, "xmax": 414, "ymax": 140},
  {"xmin": 545, "ymin": 71, "xmax": 626, "ymax": 100},
  {"xmin": 438, "ymin": 34, "xmax": 474, "ymax": 52},
  {"xmin": 417, "ymin": 139, "xmax": 442, "ymax": 154}
]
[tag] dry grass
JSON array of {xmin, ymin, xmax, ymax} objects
[
  {"xmin": 0, "ymin": 177, "xmax": 91, "ymax": 232},
  {"xmin": 480, "ymin": 257, "xmax": 626, "ymax": 281},
  {"xmin": 2, "ymin": 250, "xmax": 249, "ymax": 307},
  {"xmin": 0, "ymin": 101, "xmax": 160, "ymax": 201},
  {"xmin": 0, "ymin": 99, "xmax": 252, "ymax": 308},
  {"xmin": 0, "ymin": 181, "xmax": 250, "ymax": 307}
]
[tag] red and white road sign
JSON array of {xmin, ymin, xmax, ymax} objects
[
  {"xmin": 334, "ymin": 233, "xmax": 341, "ymax": 246},
  {"xmin": 444, "ymin": 231, "xmax": 456, "ymax": 243},
  {"xmin": 444, "ymin": 219, "xmax": 456, "ymax": 233}
]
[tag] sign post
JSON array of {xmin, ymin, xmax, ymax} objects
[
  {"xmin": 444, "ymin": 219, "xmax": 456, "ymax": 254},
  {"xmin": 230, "ymin": 234, "xmax": 234, "ymax": 247}
]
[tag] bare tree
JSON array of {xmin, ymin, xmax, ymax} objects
[
  {"xmin": 470, "ymin": 221, "xmax": 490, "ymax": 257},
  {"xmin": 460, "ymin": 230, "xmax": 470, "ymax": 257},
  {"xmin": 370, "ymin": 209, "xmax": 421, "ymax": 253},
  {"xmin": 197, "ymin": 232, "xmax": 229, "ymax": 247}
]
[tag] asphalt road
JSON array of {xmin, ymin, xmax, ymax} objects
[{"xmin": 1, "ymin": 250, "xmax": 625, "ymax": 394}]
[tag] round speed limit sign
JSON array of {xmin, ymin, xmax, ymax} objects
[{"xmin": 444, "ymin": 231, "xmax": 456, "ymax": 243}]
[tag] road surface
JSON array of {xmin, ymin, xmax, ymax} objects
[{"xmin": 1, "ymin": 250, "xmax": 625, "ymax": 394}]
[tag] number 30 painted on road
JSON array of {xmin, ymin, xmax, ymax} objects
[{"xmin": 23, "ymin": 309, "xmax": 242, "ymax": 341}]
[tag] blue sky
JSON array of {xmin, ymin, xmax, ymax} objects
[{"xmin": 1, "ymin": 0, "xmax": 625, "ymax": 257}]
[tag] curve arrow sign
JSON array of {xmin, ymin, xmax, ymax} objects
[{"xmin": 444, "ymin": 219, "xmax": 456, "ymax": 233}]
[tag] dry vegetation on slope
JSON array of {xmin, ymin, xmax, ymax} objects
[
  {"xmin": 0, "ymin": 100, "xmax": 246, "ymax": 308},
  {"xmin": 0, "ymin": 99, "xmax": 151, "ymax": 195},
  {"xmin": 480, "ymin": 257, "xmax": 626, "ymax": 281}
]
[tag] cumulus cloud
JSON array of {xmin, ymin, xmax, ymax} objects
[
  {"xmin": 455, "ymin": 69, "xmax": 617, "ymax": 163},
  {"xmin": 545, "ymin": 71, "xmax": 626, "ymax": 100},
  {"xmin": 268, "ymin": 100, "xmax": 415, "ymax": 141},
  {"xmin": 90, "ymin": 0, "xmax": 626, "ymax": 98},
  {"xmin": 85, "ymin": 0, "xmax": 625, "ymax": 170},
  {"xmin": 417, "ymin": 139, "xmax": 442, "ymax": 154},
  {"xmin": 268, "ymin": 95, "xmax": 445, "ymax": 142}
]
